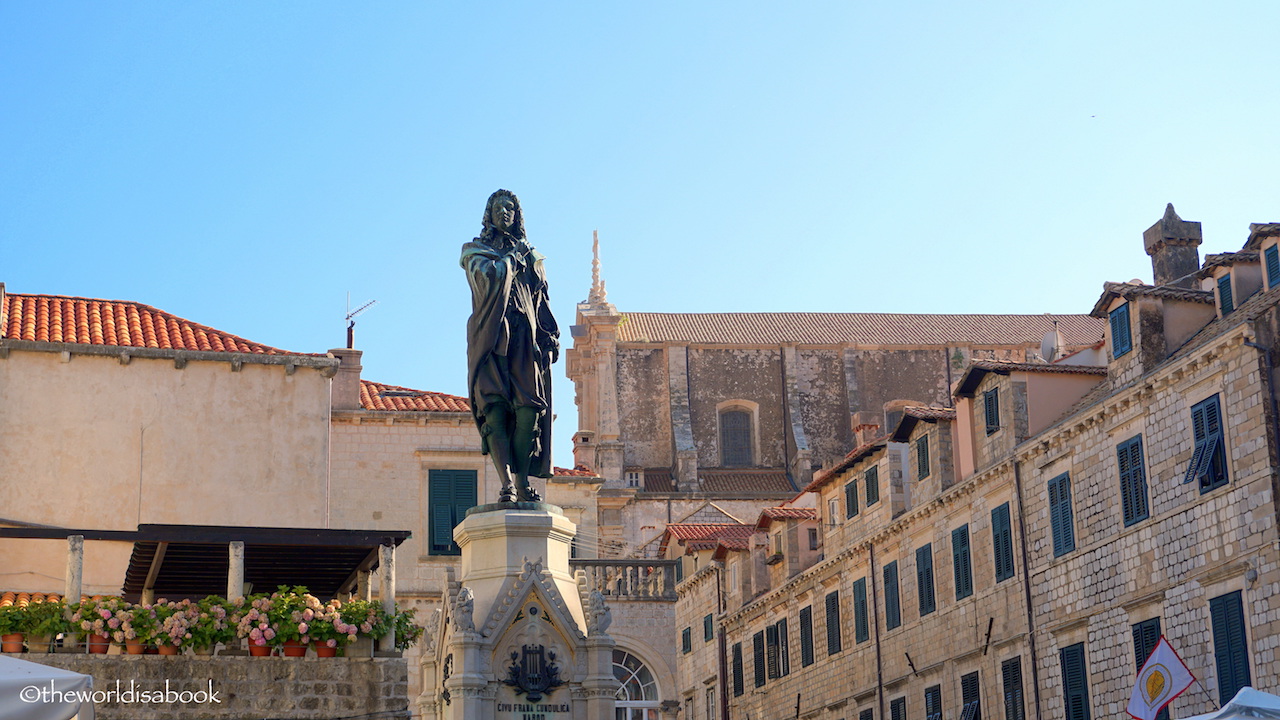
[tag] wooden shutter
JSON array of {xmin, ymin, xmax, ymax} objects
[
  {"xmin": 924, "ymin": 685, "xmax": 941, "ymax": 718},
  {"xmin": 992, "ymin": 503, "xmax": 1014, "ymax": 582},
  {"xmin": 853, "ymin": 577, "xmax": 869, "ymax": 643},
  {"xmin": 1060, "ymin": 643, "xmax": 1091, "ymax": 720},
  {"xmin": 1118, "ymin": 436, "xmax": 1149, "ymax": 525},
  {"xmin": 752, "ymin": 630, "xmax": 766, "ymax": 687},
  {"xmin": 720, "ymin": 410, "xmax": 752, "ymax": 467},
  {"xmin": 1110, "ymin": 303, "xmax": 1132, "ymax": 357},
  {"xmin": 884, "ymin": 561, "xmax": 901, "ymax": 629},
  {"xmin": 799, "ymin": 605, "xmax": 814, "ymax": 667},
  {"xmin": 682, "ymin": 627, "xmax": 691, "ymax": 653},
  {"xmin": 1188, "ymin": 395, "xmax": 1227, "ymax": 491},
  {"xmin": 890, "ymin": 697, "xmax": 906, "ymax": 720},
  {"xmin": 1210, "ymin": 591, "xmax": 1251, "ymax": 704},
  {"xmin": 765, "ymin": 623, "xmax": 779, "ymax": 678},
  {"xmin": 860, "ymin": 709, "xmax": 874, "ymax": 720},
  {"xmin": 704, "ymin": 614, "xmax": 713, "ymax": 641},
  {"xmin": 777, "ymin": 618, "xmax": 790, "ymax": 676},
  {"xmin": 1132, "ymin": 618, "xmax": 1169, "ymax": 720},
  {"xmin": 1049, "ymin": 473, "xmax": 1075, "ymax": 556},
  {"xmin": 866, "ymin": 465, "xmax": 880, "ymax": 505},
  {"xmin": 1219, "ymin": 274, "xmax": 1235, "ymax": 314},
  {"xmin": 428, "ymin": 469, "xmax": 476, "ymax": 555},
  {"xmin": 961, "ymin": 671, "xmax": 980, "ymax": 720},
  {"xmin": 1002, "ymin": 657, "xmax": 1025, "ymax": 720},
  {"xmin": 953, "ymin": 525, "xmax": 973, "ymax": 599},
  {"xmin": 825, "ymin": 590, "xmax": 842, "ymax": 654},
  {"xmin": 1268, "ymin": 245, "xmax": 1280, "ymax": 288},
  {"xmin": 846, "ymin": 480, "xmax": 859, "ymax": 518},
  {"xmin": 916, "ymin": 544, "xmax": 935, "ymax": 616},
  {"xmin": 984, "ymin": 388, "xmax": 1000, "ymax": 435},
  {"xmin": 731, "ymin": 643, "xmax": 744, "ymax": 696},
  {"xmin": 917, "ymin": 436, "xmax": 930, "ymax": 479}
]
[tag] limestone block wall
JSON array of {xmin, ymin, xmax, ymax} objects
[
  {"xmin": 793, "ymin": 348, "xmax": 853, "ymax": 467},
  {"xmin": 688, "ymin": 348, "xmax": 785, "ymax": 468},
  {"xmin": 605, "ymin": 596, "xmax": 678, "ymax": 708},
  {"xmin": 616, "ymin": 347, "xmax": 673, "ymax": 468},
  {"xmin": 675, "ymin": 564, "xmax": 723, "ymax": 719}
]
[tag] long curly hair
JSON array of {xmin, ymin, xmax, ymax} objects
[{"xmin": 480, "ymin": 188, "xmax": 526, "ymax": 243}]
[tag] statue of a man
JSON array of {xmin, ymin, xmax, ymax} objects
[{"xmin": 461, "ymin": 189, "xmax": 560, "ymax": 503}]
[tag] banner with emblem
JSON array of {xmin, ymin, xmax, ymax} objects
[{"xmin": 1127, "ymin": 636, "xmax": 1195, "ymax": 720}]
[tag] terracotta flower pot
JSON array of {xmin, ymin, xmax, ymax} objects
[
  {"xmin": 157, "ymin": 644, "xmax": 180, "ymax": 656},
  {"xmin": 86, "ymin": 634, "xmax": 110, "ymax": 654},
  {"xmin": 312, "ymin": 642, "xmax": 337, "ymax": 658},
  {"xmin": 281, "ymin": 639, "xmax": 307, "ymax": 657},
  {"xmin": 249, "ymin": 644, "xmax": 272, "ymax": 657},
  {"xmin": 1, "ymin": 633, "xmax": 24, "ymax": 653},
  {"xmin": 124, "ymin": 638, "xmax": 146, "ymax": 655}
]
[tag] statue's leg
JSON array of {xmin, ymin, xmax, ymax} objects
[
  {"xmin": 484, "ymin": 402, "xmax": 517, "ymax": 503},
  {"xmin": 512, "ymin": 406, "xmax": 541, "ymax": 502}
]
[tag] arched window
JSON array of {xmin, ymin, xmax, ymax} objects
[
  {"xmin": 614, "ymin": 649, "xmax": 660, "ymax": 719},
  {"xmin": 720, "ymin": 409, "xmax": 753, "ymax": 467}
]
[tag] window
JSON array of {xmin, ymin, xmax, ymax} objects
[
  {"xmin": 961, "ymin": 671, "xmax": 981, "ymax": 720},
  {"xmin": 1110, "ymin": 303, "xmax": 1132, "ymax": 358},
  {"xmin": 852, "ymin": 577, "xmax": 869, "ymax": 643},
  {"xmin": 1117, "ymin": 435, "xmax": 1150, "ymax": 526},
  {"xmin": 952, "ymin": 525, "xmax": 973, "ymax": 600},
  {"xmin": 916, "ymin": 436, "xmax": 931, "ymax": 479},
  {"xmin": 703, "ymin": 613, "xmax": 714, "ymax": 641},
  {"xmin": 984, "ymin": 388, "xmax": 1000, "ymax": 435},
  {"xmin": 799, "ymin": 605, "xmax": 814, "ymax": 667},
  {"xmin": 808, "ymin": 528, "xmax": 819, "ymax": 551},
  {"xmin": 860, "ymin": 709, "xmax": 874, "ymax": 720},
  {"xmin": 884, "ymin": 561, "xmax": 901, "ymax": 630},
  {"xmin": 825, "ymin": 590, "xmax": 842, "ymax": 654},
  {"xmin": 731, "ymin": 643, "xmax": 744, "ymax": 697},
  {"xmin": 890, "ymin": 697, "xmax": 906, "ymax": 720},
  {"xmin": 1048, "ymin": 473, "xmax": 1076, "ymax": 556},
  {"xmin": 992, "ymin": 503, "xmax": 1015, "ymax": 582},
  {"xmin": 720, "ymin": 409, "xmax": 753, "ymax": 467},
  {"xmin": 705, "ymin": 687, "xmax": 715, "ymax": 720},
  {"xmin": 428, "ymin": 469, "xmax": 477, "ymax": 555},
  {"xmin": 1219, "ymin": 274, "xmax": 1235, "ymax": 314},
  {"xmin": 752, "ymin": 630, "xmax": 766, "ymax": 687},
  {"xmin": 845, "ymin": 480, "xmax": 859, "ymax": 518},
  {"xmin": 614, "ymin": 650, "xmax": 661, "ymax": 719},
  {"xmin": 1133, "ymin": 618, "xmax": 1169, "ymax": 720},
  {"xmin": 624, "ymin": 470, "xmax": 642, "ymax": 488},
  {"xmin": 676, "ymin": 559, "xmax": 684, "ymax": 583},
  {"xmin": 1002, "ymin": 657, "xmax": 1025, "ymax": 720},
  {"xmin": 682, "ymin": 627, "xmax": 692, "ymax": 653},
  {"xmin": 1187, "ymin": 394, "xmax": 1228, "ymax": 492},
  {"xmin": 916, "ymin": 543, "xmax": 936, "ymax": 616},
  {"xmin": 766, "ymin": 618, "xmax": 789, "ymax": 678},
  {"xmin": 924, "ymin": 685, "xmax": 942, "ymax": 720},
  {"xmin": 1059, "ymin": 643, "xmax": 1091, "ymax": 720},
  {"xmin": 1267, "ymin": 245, "xmax": 1280, "ymax": 289},
  {"xmin": 866, "ymin": 465, "xmax": 880, "ymax": 505},
  {"xmin": 1210, "ymin": 590, "xmax": 1251, "ymax": 704},
  {"xmin": 829, "ymin": 499, "xmax": 839, "ymax": 526}
]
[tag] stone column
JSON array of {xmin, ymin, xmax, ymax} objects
[
  {"xmin": 379, "ymin": 543, "xmax": 397, "ymax": 652},
  {"xmin": 63, "ymin": 535, "xmax": 83, "ymax": 650},
  {"xmin": 667, "ymin": 345, "xmax": 699, "ymax": 491},
  {"xmin": 582, "ymin": 635, "xmax": 619, "ymax": 720},
  {"xmin": 227, "ymin": 541, "xmax": 245, "ymax": 602}
]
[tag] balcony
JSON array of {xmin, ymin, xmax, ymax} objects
[{"xmin": 571, "ymin": 560, "xmax": 678, "ymax": 600}]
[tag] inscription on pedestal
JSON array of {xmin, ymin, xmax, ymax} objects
[{"xmin": 497, "ymin": 700, "xmax": 571, "ymax": 719}]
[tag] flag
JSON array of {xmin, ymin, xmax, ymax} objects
[{"xmin": 1127, "ymin": 636, "xmax": 1195, "ymax": 720}]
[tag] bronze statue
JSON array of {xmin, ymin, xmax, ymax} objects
[{"xmin": 461, "ymin": 189, "xmax": 560, "ymax": 503}]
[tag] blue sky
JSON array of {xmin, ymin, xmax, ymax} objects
[{"xmin": 3, "ymin": 2, "xmax": 1279, "ymax": 465}]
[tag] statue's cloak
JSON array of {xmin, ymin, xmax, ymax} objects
[{"xmin": 460, "ymin": 236, "xmax": 559, "ymax": 478}]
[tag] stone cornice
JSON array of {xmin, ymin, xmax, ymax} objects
[{"xmin": 0, "ymin": 338, "xmax": 339, "ymax": 375}]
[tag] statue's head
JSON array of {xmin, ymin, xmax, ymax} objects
[{"xmin": 482, "ymin": 189, "xmax": 524, "ymax": 240}]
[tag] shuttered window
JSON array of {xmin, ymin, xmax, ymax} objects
[
  {"xmin": 1110, "ymin": 303, "xmax": 1132, "ymax": 358},
  {"xmin": 890, "ymin": 697, "xmax": 906, "ymax": 720},
  {"xmin": 916, "ymin": 543, "xmax": 936, "ymax": 616},
  {"xmin": 720, "ymin": 409, "xmax": 752, "ymax": 467},
  {"xmin": 731, "ymin": 643, "xmax": 744, "ymax": 696},
  {"xmin": 1210, "ymin": 590, "xmax": 1251, "ymax": 704},
  {"xmin": 1132, "ymin": 618, "xmax": 1169, "ymax": 720},
  {"xmin": 682, "ymin": 627, "xmax": 692, "ymax": 653},
  {"xmin": 1267, "ymin": 245, "xmax": 1280, "ymax": 289},
  {"xmin": 1059, "ymin": 643, "xmax": 1091, "ymax": 720},
  {"xmin": 1218, "ymin": 274, "xmax": 1235, "ymax": 314},
  {"xmin": 1186, "ymin": 395, "xmax": 1228, "ymax": 492},
  {"xmin": 766, "ymin": 619, "xmax": 790, "ymax": 678},
  {"xmin": 884, "ymin": 561, "xmax": 901, "ymax": 629},
  {"xmin": 825, "ymin": 590, "xmax": 842, "ymax": 654},
  {"xmin": 992, "ymin": 503, "xmax": 1015, "ymax": 582},
  {"xmin": 704, "ymin": 613, "xmax": 714, "ymax": 641},
  {"xmin": 1049, "ymin": 473, "xmax": 1076, "ymax": 557},
  {"xmin": 799, "ymin": 605, "xmax": 814, "ymax": 667},
  {"xmin": 917, "ymin": 436, "xmax": 931, "ymax": 479},
  {"xmin": 428, "ymin": 469, "xmax": 477, "ymax": 555},
  {"xmin": 961, "ymin": 671, "xmax": 981, "ymax": 720},
  {"xmin": 952, "ymin": 525, "xmax": 973, "ymax": 600},
  {"xmin": 852, "ymin": 577, "xmax": 869, "ymax": 643},
  {"xmin": 866, "ymin": 465, "xmax": 880, "ymax": 505},
  {"xmin": 984, "ymin": 388, "xmax": 1000, "ymax": 435},
  {"xmin": 776, "ymin": 618, "xmax": 789, "ymax": 676},
  {"xmin": 859, "ymin": 709, "xmax": 874, "ymax": 720},
  {"xmin": 924, "ymin": 685, "xmax": 942, "ymax": 720},
  {"xmin": 846, "ymin": 480, "xmax": 859, "ymax": 518},
  {"xmin": 1002, "ymin": 657, "xmax": 1025, "ymax": 720},
  {"xmin": 752, "ymin": 630, "xmax": 766, "ymax": 687},
  {"xmin": 1117, "ymin": 435, "xmax": 1150, "ymax": 526}
]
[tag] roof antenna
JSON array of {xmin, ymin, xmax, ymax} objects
[{"xmin": 345, "ymin": 293, "xmax": 378, "ymax": 349}]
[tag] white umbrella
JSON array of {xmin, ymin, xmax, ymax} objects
[
  {"xmin": 0, "ymin": 656, "xmax": 94, "ymax": 720},
  {"xmin": 1181, "ymin": 687, "xmax": 1280, "ymax": 720}
]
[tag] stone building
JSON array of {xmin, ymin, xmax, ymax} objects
[{"xmin": 674, "ymin": 207, "xmax": 1280, "ymax": 720}]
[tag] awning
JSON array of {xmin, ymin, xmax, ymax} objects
[{"xmin": 0, "ymin": 655, "xmax": 94, "ymax": 720}]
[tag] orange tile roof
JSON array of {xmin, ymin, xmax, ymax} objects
[
  {"xmin": 0, "ymin": 591, "xmax": 64, "ymax": 608},
  {"xmin": 699, "ymin": 469, "xmax": 795, "ymax": 493},
  {"xmin": 1090, "ymin": 282, "xmax": 1213, "ymax": 317},
  {"xmin": 359, "ymin": 380, "xmax": 470, "ymax": 412},
  {"xmin": 806, "ymin": 436, "xmax": 890, "ymax": 492},
  {"xmin": 955, "ymin": 360, "xmax": 1106, "ymax": 398},
  {"xmin": 553, "ymin": 465, "xmax": 599, "ymax": 477},
  {"xmin": 643, "ymin": 468, "xmax": 674, "ymax": 492},
  {"xmin": 664, "ymin": 523, "xmax": 755, "ymax": 542},
  {"xmin": 1, "ymin": 293, "xmax": 310, "ymax": 355},
  {"xmin": 616, "ymin": 312, "xmax": 1104, "ymax": 346}
]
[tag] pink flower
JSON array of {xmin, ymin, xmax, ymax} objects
[
  {"xmin": 249, "ymin": 628, "xmax": 262, "ymax": 641},
  {"xmin": 298, "ymin": 623, "xmax": 309, "ymax": 635},
  {"xmin": 107, "ymin": 618, "xmax": 120, "ymax": 629},
  {"xmin": 302, "ymin": 609, "xmax": 314, "ymax": 622},
  {"xmin": 264, "ymin": 628, "xmax": 275, "ymax": 641},
  {"xmin": 360, "ymin": 622, "xmax": 372, "ymax": 633},
  {"xmin": 327, "ymin": 639, "xmax": 337, "ymax": 648}
]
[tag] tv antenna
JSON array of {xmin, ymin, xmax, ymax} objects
[{"xmin": 345, "ymin": 293, "xmax": 378, "ymax": 349}]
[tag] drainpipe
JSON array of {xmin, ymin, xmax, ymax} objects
[
  {"xmin": 1012, "ymin": 461, "xmax": 1042, "ymax": 720},
  {"xmin": 717, "ymin": 563, "xmax": 728, "ymax": 720},
  {"xmin": 870, "ymin": 544, "xmax": 885, "ymax": 720}
]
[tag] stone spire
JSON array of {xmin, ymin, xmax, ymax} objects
[{"xmin": 587, "ymin": 230, "xmax": 608, "ymax": 305}]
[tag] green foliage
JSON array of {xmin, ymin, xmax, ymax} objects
[{"xmin": 0, "ymin": 605, "xmax": 32, "ymax": 635}]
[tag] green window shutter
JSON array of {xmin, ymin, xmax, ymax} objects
[
  {"xmin": 961, "ymin": 671, "xmax": 981, "ymax": 720},
  {"xmin": 428, "ymin": 469, "xmax": 476, "ymax": 555},
  {"xmin": 825, "ymin": 590, "xmax": 842, "ymax": 654},
  {"xmin": 1049, "ymin": 473, "xmax": 1076, "ymax": 556},
  {"xmin": 1002, "ymin": 657, "xmax": 1025, "ymax": 720},
  {"xmin": 731, "ymin": 643, "xmax": 744, "ymax": 696},
  {"xmin": 1219, "ymin": 274, "xmax": 1235, "ymax": 314},
  {"xmin": 866, "ymin": 465, "xmax": 880, "ymax": 505},
  {"xmin": 704, "ymin": 613, "xmax": 714, "ymax": 641},
  {"xmin": 890, "ymin": 697, "xmax": 906, "ymax": 720},
  {"xmin": 1060, "ymin": 643, "xmax": 1091, "ymax": 720},
  {"xmin": 752, "ymin": 630, "xmax": 766, "ymax": 687},
  {"xmin": 924, "ymin": 685, "xmax": 941, "ymax": 719},
  {"xmin": 984, "ymin": 388, "xmax": 1000, "ymax": 435},
  {"xmin": 916, "ymin": 544, "xmax": 935, "ymax": 616},
  {"xmin": 777, "ymin": 618, "xmax": 790, "ymax": 676},
  {"xmin": 1110, "ymin": 303, "xmax": 1132, "ymax": 358},
  {"xmin": 682, "ymin": 627, "xmax": 691, "ymax": 653},
  {"xmin": 860, "ymin": 709, "xmax": 874, "ymax": 720},
  {"xmin": 1118, "ymin": 436, "xmax": 1149, "ymax": 525},
  {"xmin": 1267, "ymin": 245, "xmax": 1280, "ymax": 288},
  {"xmin": 853, "ymin": 577, "xmax": 869, "ymax": 643},
  {"xmin": 917, "ymin": 436, "xmax": 930, "ymax": 480},
  {"xmin": 1132, "ymin": 618, "xmax": 1169, "ymax": 720},
  {"xmin": 884, "ymin": 561, "xmax": 901, "ymax": 629},
  {"xmin": 799, "ymin": 605, "xmax": 814, "ymax": 667},
  {"xmin": 1210, "ymin": 590, "xmax": 1251, "ymax": 704},
  {"xmin": 952, "ymin": 525, "xmax": 973, "ymax": 599},
  {"xmin": 765, "ymin": 623, "xmax": 779, "ymax": 678},
  {"xmin": 1188, "ymin": 395, "xmax": 1228, "ymax": 492},
  {"xmin": 845, "ymin": 480, "xmax": 859, "ymax": 518},
  {"xmin": 992, "ymin": 503, "xmax": 1014, "ymax": 582}
]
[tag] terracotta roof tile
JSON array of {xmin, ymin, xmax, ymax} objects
[
  {"xmin": 0, "ymin": 592, "xmax": 63, "ymax": 608},
  {"xmin": 955, "ymin": 360, "xmax": 1107, "ymax": 398},
  {"xmin": 1090, "ymin": 282, "xmax": 1214, "ymax": 317},
  {"xmin": 891, "ymin": 406, "xmax": 955, "ymax": 442},
  {"xmin": 1195, "ymin": 252, "xmax": 1260, "ymax": 279},
  {"xmin": 1, "ymin": 293, "xmax": 309, "ymax": 355},
  {"xmin": 698, "ymin": 469, "xmax": 796, "ymax": 493},
  {"xmin": 643, "ymin": 469, "xmax": 674, "ymax": 492},
  {"xmin": 760, "ymin": 507, "xmax": 817, "ymax": 520},
  {"xmin": 359, "ymin": 380, "xmax": 470, "ymax": 412},
  {"xmin": 1244, "ymin": 223, "xmax": 1280, "ymax": 250},
  {"xmin": 806, "ymin": 436, "xmax": 890, "ymax": 491},
  {"xmin": 616, "ymin": 312, "xmax": 1104, "ymax": 346},
  {"xmin": 664, "ymin": 523, "xmax": 755, "ymax": 542},
  {"xmin": 553, "ymin": 465, "xmax": 598, "ymax": 477}
]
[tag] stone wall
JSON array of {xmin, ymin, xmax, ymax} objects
[
  {"xmin": 29, "ymin": 654, "xmax": 408, "ymax": 720},
  {"xmin": 688, "ymin": 348, "xmax": 786, "ymax": 468},
  {"xmin": 616, "ymin": 348, "xmax": 673, "ymax": 468}
]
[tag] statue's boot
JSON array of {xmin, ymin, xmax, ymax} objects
[
  {"xmin": 485, "ymin": 413, "xmax": 517, "ymax": 503},
  {"xmin": 513, "ymin": 408, "xmax": 542, "ymax": 502}
]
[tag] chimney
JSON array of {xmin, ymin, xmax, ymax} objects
[
  {"xmin": 1144, "ymin": 204, "xmax": 1202, "ymax": 289},
  {"xmin": 328, "ymin": 347, "xmax": 363, "ymax": 411}
]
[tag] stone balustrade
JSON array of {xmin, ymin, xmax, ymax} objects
[{"xmin": 571, "ymin": 559, "xmax": 677, "ymax": 600}]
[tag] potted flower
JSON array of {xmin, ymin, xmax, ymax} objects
[
  {"xmin": 0, "ymin": 604, "xmax": 32, "ymax": 653},
  {"xmin": 306, "ymin": 600, "xmax": 359, "ymax": 657},
  {"xmin": 264, "ymin": 586, "xmax": 316, "ymax": 657},
  {"xmin": 70, "ymin": 597, "xmax": 128, "ymax": 653},
  {"xmin": 338, "ymin": 599, "xmax": 380, "ymax": 657},
  {"xmin": 25, "ymin": 599, "xmax": 70, "ymax": 652},
  {"xmin": 119, "ymin": 603, "xmax": 158, "ymax": 655},
  {"xmin": 383, "ymin": 605, "xmax": 425, "ymax": 652},
  {"xmin": 235, "ymin": 593, "xmax": 279, "ymax": 656},
  {"xmin": 189, "ymin": 596, "xmax": 235, "ymax": 655},
  {"xmin": 153, "ymin": 599, "xmax": 200, "ymax": 655}
]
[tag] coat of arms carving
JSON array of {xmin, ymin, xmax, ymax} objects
[{"xmin": 502, "ymin": 644, "xmax": 565, "ymax": 703}]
